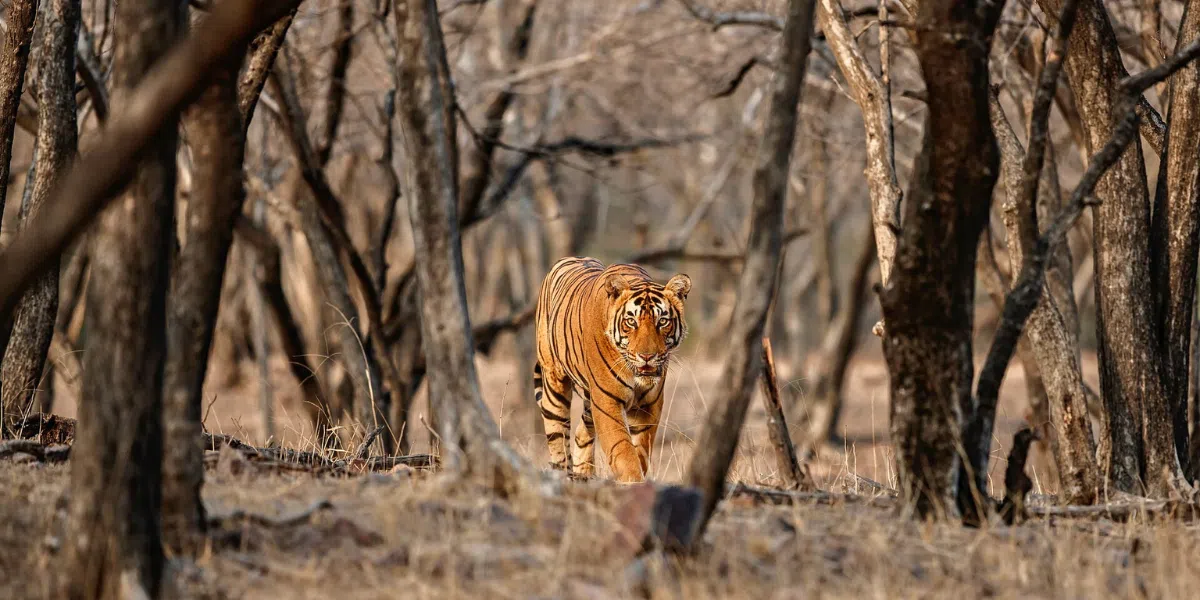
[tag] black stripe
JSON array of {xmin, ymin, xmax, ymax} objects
[
  {"xmin": 594, "ymin": 338, "xmax": 632, "ymax": 390},
  {"xmin": 628, "ymin": 424, "xmax": 654, "ymax": 434},
  {"xmin": 541, "ymin": 406, "xmax": 568, "ymax": 421},
  {"xmin": 546, "ymin": 432, "xmax": 567, "ymax": 444}
]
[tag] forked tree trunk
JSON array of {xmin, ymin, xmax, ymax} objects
[
  {"xmin": 880, "ymin": 0, "xmax": 1003, "ymax": 519},
  {"xmin": 393, "ymin": 0, "xmax": 530, "ymax": 481},
  {"xmin": 1038, "ymin": 0, "xmax": 1183, "ymax": 494},
  {"xmin": 685, "ymin": 0, "xmax": 816, "ymax": 538},
  {"xmin": 1151, "ymin": 0, "xmax": 1200, "ymax": 480},
  {"xmin": 161, "ymin": 54, "xmax": 245, "ymax": 552},
  {"xmin": 1, "ymin": 0, "xmax": 78, "ymax": 431},
  {"xmin": 59, "ymin": 0, "xmax": 180, "ymax": 596}
]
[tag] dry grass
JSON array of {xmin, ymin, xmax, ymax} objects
[{"xmin": 5, "ymin": 349, "xmax": 1182, "ymax": 599}]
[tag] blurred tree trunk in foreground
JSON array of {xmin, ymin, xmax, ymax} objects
[
  {"xmin": 59, "ymin": 0, "xmax": 180, "ymax": 596},
  {"xmin": 161, "ymin": 38, "xmax": 245, "ymax": 553}
]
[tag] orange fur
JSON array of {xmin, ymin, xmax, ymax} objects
[{"xmin": 533, "ymin": 257, "xmax": 691, "ymax": 482}]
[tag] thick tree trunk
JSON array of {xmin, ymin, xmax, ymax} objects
[
  {"xmin": 1151, "ymin": 0, "xmax": 1200, "ymax": 479},
  {"xmin": 685, "ymin": 0, "xmax": 816, "ymax": 538},
  {"xmin": 161, "ymin": 56, "xmax": 245, "ymax": 552},
  {"xmin": 1037, "ymin": 0, "xmax": 1181, "ymax": 494},
  {"xmin": 393, "ymin": 0, "xmax": 530, "ymax": 481},
  {"xmin": 880, "ymin": 0, "xmax": 1002, "ymax": 519},
  {"xmin": 59, "ymin": 0, "xmax": 180, "ymax": 596},
  {"xmin": 990, "ymin": 93, "xmax": 1099, "ymax": 504},
  {"xmin": 1, "ymin": 0, "xmax": 78, "ymax": 431}
]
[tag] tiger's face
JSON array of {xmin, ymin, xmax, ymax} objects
[{"xmin": 603, "ymin": 272, "xmax": 692, "ymax": 380}]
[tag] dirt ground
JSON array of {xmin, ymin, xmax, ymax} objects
[{"xmin": 8, "ymin": 349, "xmax": 1192, "ymax": 599}]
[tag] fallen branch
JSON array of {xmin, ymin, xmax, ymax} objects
[
  {"xmin": 758, "ymin": 338, "xmax": 812, "ymax": 491},
  {"xmin": 206, "ymin": 499, "xmax": 333, "ymax": 529},
  {"xmin": 203, "ymin": 431, "xmax": 439, "ymax": 474},
  {"xmin": 0, "ymin": 439, "xmax": 70, "ymax": 462}
]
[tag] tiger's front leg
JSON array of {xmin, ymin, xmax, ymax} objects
[
  {"xmin": 535, "ymin": 362, "xmax": 573, "ymax": 472},
  {"xmin": 571, "ymin": 394, "xmax": 596, "ymax": 479},
  {"xmin": 590, "ymin": 391, "xmax": 645, "ymax": 483},
  {"xmin": 627, "ymin": 392, "xmax": 664, "ymax": 475}
]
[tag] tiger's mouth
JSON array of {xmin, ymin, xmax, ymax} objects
[{"xmin": 635, "ymin": 365, "xmax": 662, "ymax": 377}]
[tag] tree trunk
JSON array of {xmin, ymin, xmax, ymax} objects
[
  {"xmin": 393, "ymin": 0, "xmax": 530, "ymax": 481},
  {"xmin": 990, "ymin": 93, "xmax": 1099, "ymax": 504},
  {"xmin": 1151, "ymin": 0, "xmax": 1200, "ymax": 479},
  {"xmin": 0, "ymin": 0, "xmax": 38, "ymax": 240},
  {"xmin": 880, "ymin": 0, "xmax": 1003, "ymax": 519},
  {"xmin": 1, "ymin": 0, "xmax": 77, "ymax": 432},
  {"xmin": 59, "ymin": 0, "xmax": 180, "ymax": 595},
  {"xmin": 684, "ymin": 0, "xmax": 816, "ymax": 538},
  {"xmin": 1037, "ymin": 0, "xmax": 1181, "ymax": 494},
  {"xmin": 161, "ymin": 53, "xmax": 245, "ymax": 552},
  {"xmin": 237, "ymin": 9, "xmax": 296, "ymax": 130}
]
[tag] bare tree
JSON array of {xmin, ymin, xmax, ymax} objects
[
  {"xmin": 1, "ymin": 0, "xmax": 78, "ymax": 431},
  {"xmin": 393, "ymin": 0, "xmax": 531, "ymax": 480},
  {"xmin": 685, "ymin": 0, "xmax": 817, "ymax": 538},
  {"xmin": 58, "ymin": 0, "xmax": 181, "ymax": 595},
  {"xmin": 880, "ymin": 0, "xmax": 1003, "ymax": 518}
]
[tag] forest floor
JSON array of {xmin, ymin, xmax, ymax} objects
[{"xmin": 6, "ymin": 350, "xmax": 1196, "ymax": 599}]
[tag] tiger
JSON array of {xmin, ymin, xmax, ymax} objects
[{"xmin": 533, "ymin": 256, "xmax": 691, "ymax": 483}]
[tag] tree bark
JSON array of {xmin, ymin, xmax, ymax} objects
[
  {"xmin": 0, "ymin": 0, "xmax": 38, "ymax": 239},
  {"xmin": 393, "ymin": 0, "xmax": 531, "ymax": 482},
  {"xmin": 1037, "ymin": 0, "xmax": 1182, "ymax": 494},
  {"xmin": 880, "ymin": 0, "xmax": 1003, "ymax": 519},
  {"xmin": 685, "ymin": 0, "xmax": 816, "ymax": 539},
  {"xmin": 161, "ymin": 55, "xmax": 245, "ymax": 552},
  {"xmin": 1, "ymin": 0, "xmax": 78, "ymax": 431},
  {"xmin": 1150, "ymin": 0, "xmax": 1200, "ymax": 479},
  {"xmin": 59, "ymin": 0, "xmax": 180, "ymax": 596}
]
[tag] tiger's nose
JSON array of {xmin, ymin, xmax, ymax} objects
[{"xmin": 637, "ymin": 353, "xmax": 656, "ymax": 362}]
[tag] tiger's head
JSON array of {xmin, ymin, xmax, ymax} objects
[{"xmin": 602, "ymin": 271, "xmax": 692, "ymax": 380}]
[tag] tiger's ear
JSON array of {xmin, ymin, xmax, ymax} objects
[
  {"xmin": 665, "ymin": 274, "xmax": 691, "ymax": 301},
  {"xmin": 604, "ymin": 273, "xmax": 632, "ymax": 298}
]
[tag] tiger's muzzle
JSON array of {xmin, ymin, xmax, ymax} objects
[{"xmin": 633, "ymin": 352, "xmax": 667, "ymax": 377}]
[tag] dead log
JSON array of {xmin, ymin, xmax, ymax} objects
[{"xmin": 758, "ymin": 338, "xmax": 811, "ymax": 491}]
